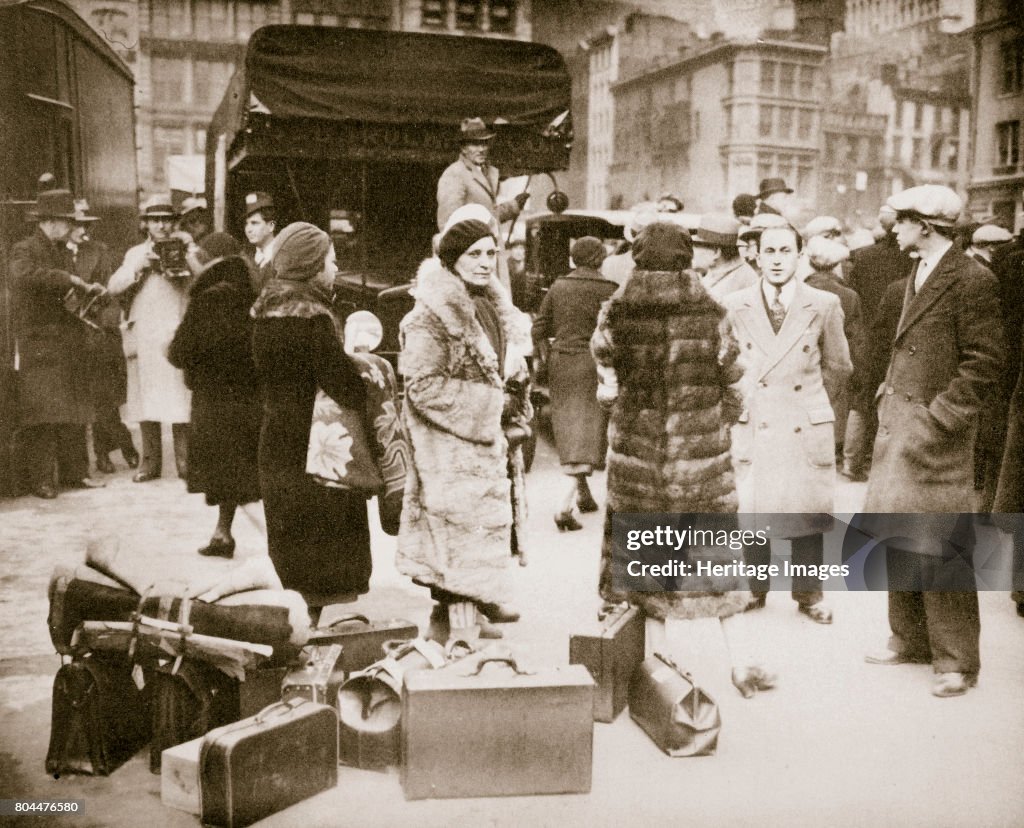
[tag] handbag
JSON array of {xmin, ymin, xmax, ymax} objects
[
  {"xmin": 305, "ymin": 388, "xmax": 383, "ymax": 494},
  {"xmin": 628, "ymin": 652, "xmax": 721, "ymax": 757}
]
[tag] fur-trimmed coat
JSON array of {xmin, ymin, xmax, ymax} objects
[
  {"xmin": 591, "ymin": 267, "xmax": 751, "ymax": 620},
  {"xmin": 397, "ymin": 260, "xmax": 531, "ymax": 605}
]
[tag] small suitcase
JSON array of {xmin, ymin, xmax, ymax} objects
[
  {"xmin": 569, "ymin": 603, "xmax": 645, "ymax": 722},
  {"xmin": 629, "ymin": 652, "xmax": 721, "ymax": 757},
  {"xmin": 45, "ymin": 652, "xmax": 151, "ymax": 776},
  {"xmin": 282, "ymin": 643, "xmax": 344, "ymax": 706},
  {"xmin": 402, "ymin": 650, "xmax": 594, "ymax": 799},
  {"xmin": 199, "ymin": 697, "xmax": 339, "ymax": 828},
  {"xmin": 308, "ymin": 614, "xmax": 418, "ymax": 673}
]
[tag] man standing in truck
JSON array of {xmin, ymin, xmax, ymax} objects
[{"xmin": 437, "ymin": 117, "xmax": 529, "ymax": 293}]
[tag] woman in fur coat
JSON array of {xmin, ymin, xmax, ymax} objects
[
  {"xmin": 251, "ymin": 223, "xmax": 370, "ymax": 623},
  {"xmin": 591, "ymin": 221, "xmax": 774, "ymax": 698},
  {"xmin": 397, "ymin": 219, "xmax": 532, "ymax": 642},
  {"xmin": 168, "ymin": 233, "xmax": 261, "ymax": 559}
]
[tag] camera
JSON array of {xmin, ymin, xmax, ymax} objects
[{"xmin": 153, "ymin": 238, "xmax": 190, "ymax": 277}]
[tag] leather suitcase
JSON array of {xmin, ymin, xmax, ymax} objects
[
  {"xmin": 282, "ymin": 644, "xmax": 344, "ymax": 706},
  {"xmin": 569, "ymin": 603, "xmax": 645, "ymax": 722},
  {"xmin": 629, "ymin": 653, "xmax": 720, "ymax": 757},
  {"xmin": 239, "ymin": 666, "xmax": 289, "ymax": 719},
  {"xmin": 402, "ymin": 651, "xmax": 594, "ymax": 799},
  {"xmin": 308, "ymin": 614, "xmax": 418, "ymax": 673},
  {"xmin": 45, "ymin": 652, "xmax": 151, "ymax": 776},
  {"xmin": 199, "ymin": 698, "xmax": 338, "ymax": 828}
]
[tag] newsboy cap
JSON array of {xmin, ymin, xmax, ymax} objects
[
  {"xmin": 459, "ymin": 117, "xmax": 496, "ymax": 143},
  {"xmin": 802, "ymin": 215, "xmax": 843, "ymax": 240},
  {"xmin": 180, "ymin": 196, "xmax": 208, "ymax": 219},
  {"xmin": 692, "ymin": 213, "xmax": 740, "ymax": 247},
  {"xmin": 244, "ymin": 192, "xmax": 275, "ymax": 218},
  {"xmin": 886, "ymin": 185, "xmax": 962, "ymax": 227},
  {"xmin": 972, "ymin": 224, "xmax": 1013, "ymax": 245}
]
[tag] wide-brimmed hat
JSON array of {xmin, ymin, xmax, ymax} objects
[
  {"xmin": 244, "ymin": 191, "xmax": 275, "ymax": 218},
  {"xmin": 886, "ymin": 185, "xmax": 963, "ymax": 227},
  {"xmin": 28, "ymin": 189, "xmax": 77, "ymax": 219},
  {"xmin": 459, "ymin": 117, "xmax": 496, "ymax": 143},
  {"xmin": 139, "ymin": 194, "xmax": 177, "ymax": 219},
  {"xmin": 180, "ymin": 196, "xmax": 208, "ymax": 219},
  {"xmin": 758, "ymin": 177, "xmax": 793, "ymax": 200},
  {"xmin": 692, "ymin": 214, "xmax": 740, "ymax": 247},
  {"xmin": 72, "ymin": 199, "xmax": 100, "ymax": 223}
]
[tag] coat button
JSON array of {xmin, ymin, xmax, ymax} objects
[
  {"xmin": 886, "ymin": 386, "xmax": 894, "ymax": 395},
  {"xmin": 904, "ymin": 393, "xmax": 912, "ymax": 401},
  {"xmin": 908, "ymin": 345, "xmax": 916, "ymax": 354},
  {"xmin": 794, "ymin": 426, "xmax": 802, "ymax": 433},
  {"xmin": 794, "ymin": 384, "xmax": 802, "ymax": 391},
  {"xmin": 746, "ymin": 342, "xmax": 752, "ymax": 349},
  {"xmin": 803, "ymin": 344, "xmax": 810, "ymax": 352}
]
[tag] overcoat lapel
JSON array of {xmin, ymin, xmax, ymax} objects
[
  {"xmin": 735, "ymin": 281, "xmax": 816, "ymax": 379},
  {"xmin": 470, "ymin": 164, "xmax": 499, "ymax": 202},
  {"xmin": 894, "ymin": 248, "xmax": 960, "ymax": 342}
]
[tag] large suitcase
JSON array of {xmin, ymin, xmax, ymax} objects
[
  {"xmin": 402, "ymin": 651, "xmax": 594, "ymax": 799},
  {"xmin": 199, "ymin": 698, "xmax": 338, "ymax": 828},
  {"xmin": 308, "ymin": 613, "xmax": 418, "ymax": 673},
  {"xmin": 45, "ymin": 652, "xmax": 151, "ymax": 776},
  {"xmin": 569, "ymin": 603, "xmax": 645, "ymax": 722}
]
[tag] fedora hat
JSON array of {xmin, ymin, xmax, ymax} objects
[
  {"xmin": 244, "ymin": 191, "xmax": 275, "ymax": 218},
  {"xmin": 140, "ymin": 194, "xmax": 177, "ymax": 219},
  {"xmin": 692, "ymin": 213, "xmax": 740, "ymax": 247},
  {"xmin": 180, "ymin": 196, "xmax": 208, "ymax": 219},
  {"xmin": 29, "ymin": 189, "xmax": 77, "ymax": 219},
  {"xmin": 73, "ymin": 198, "xmax": 100, "ymax": 223},
  {"xmin": 459, "ymin": 117, "xmax": 496, "ymax": 143},
  {"xmin": 758, "ymin": 177, "xmax": 793, "ymax": 200}
]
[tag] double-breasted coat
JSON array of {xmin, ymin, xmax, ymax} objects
[
  {"xmin": 397, "ymin": 259, "xmax": 531, "ymax": 605},
  {"xmin": 723, "ymin": 279, "xmax": 852, "ymax": 538},
  {"xmin": 863, "ymin": 248, "xmax": 1004, "ymax": 550},
  {"xmin": 9, "ymin": 229, "xmax": 93, "ymax": 426},
  {"xmin": 107, "ymin": 240, "xmax": 192, "ymax": 423}
]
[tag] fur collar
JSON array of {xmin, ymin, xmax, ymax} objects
[
  {"xmin": 413, "ymin": 258, "xmax": 529, "ymax": 378},
  {"xmin": 191, "ymin": 255, "xmax": 253, "ymax": 299},
  {"xmin": 609, "ymin": 268, "xmax": 723, "ymax": 317}
]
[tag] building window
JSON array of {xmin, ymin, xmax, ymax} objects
[
  {"xmin": 946, "ymin": 139, "xmax": 958, "ymax": 171},
  {"xmin": 760, "ymin": 61, "xmax": 776, "ymax": 94},
  {"xmin": 488, "ymin": 0, "xmax": 515, "ymax": 33},
  {"xmin": 421, "ymin": 0, "xmax": 445, "ymax": 26},
  {"xmin": 194, "ymin": 60, "xmax": 235, "ymax": 110},
  {"xmin": 759, "ymin": 105, "xmax": 774, "ymax": 137},
  {"xmin": 758, "ymin": 159, "xmax": 773, "ymax": 183},
  {"xmin": 151, "ymin": 57, "xmax": 187, "ymax": 105},
  {"xmin": 911, "ymin": 137, "xmax": 923, "ymax": 168},
  {"xmin": 150, "ymin": 0, "xmax": 190, "ymax": 38},
  {"xmin": 913, "ymin": 103, "xmax": 923, "ymax": 131},
  {"xmin": 152, "ymin": 126, "xmax": 187, "ymax": 186},
  {"xmin": 1000, "ymin": 38, "xmax": 1024, "ymax": 95},
  {"xmin": 779, "ymin": 63, "xmax": 795, "ymax": 97},
  {"xmin": 455, "ymin": 0, "xmax": 482, "ymax": 29},
  {"xmin": 996, "ymin": 120, "xmax": 1021, "ymax": 169},
  {"xmin": 778, "ymin": 106, "xmax": 794, "ymax": 139},
  {"xmin": 930, "ymin": 137, "xmax": 943, "ymax": 169},
  {"xmin": 798, "ymin": 65, "xmax": 815, "ymax": 98}
]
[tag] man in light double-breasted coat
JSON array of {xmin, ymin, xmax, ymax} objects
[
  {"xmin": 723, "ymin": 225, "xmax": 852, "ymax": 624},
  {"xmin": 862, "ymin": 185, "xmax": 1004, "ymax": 698}
]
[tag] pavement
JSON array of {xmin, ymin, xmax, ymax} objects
[{"xmin": 1, "ymin": 427, "xmax": 1022, "ymax": 827}]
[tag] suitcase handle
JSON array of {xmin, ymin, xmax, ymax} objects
[
  {"xmin": 321, "ymin": 613, "xmax": 371, "ymax": 630},
  {"xmin": 254, "ymin": 696, "xmax": 306, "ymax": 723},
  {"xmin": 469, "ymin": 656, "xmax": 533, "ymax": 676},
  {"xmin": 597, "ymin": 601, "xmax": 629, "ymax": 623}
]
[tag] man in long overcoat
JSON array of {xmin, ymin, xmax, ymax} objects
[
  {"xmin": 862, "ymin": 185, "xmax": 1004, "ymax": 698},
  {"xmin": 107, "ymin": 195, "xmax": 192, "ymax": 482},
  {"xmin": 9, "ymin": 189, "xmax": 106, "ymax": 498},
  {"xmin": 723, "ymin": 225, "xmax": 852, "ymax": 624},
  {"xmin": 436, "ymin": 117, "xmax": 529, "ymax": 293}
]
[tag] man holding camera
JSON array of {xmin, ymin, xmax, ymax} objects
[
  {"xmin": 10, "ymin": 188, "xmax": 106, "ymax": 498},
  {"xmin": 107, "ymin": 195, "xmax": 192, "ymax": 482}
]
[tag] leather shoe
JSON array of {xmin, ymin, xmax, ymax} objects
[
  {"xmin": 576, "ymin": 490, "xmax": 600, "ymax": 514},
  {"xmin": 33, "ymin": 483, "xmax": 57, "ymax": 500},
  {"xmin": 121, "ymin": 445, "xmax": 140, "ymax": 469},
  {"xmin": 198, "ymin": 538, "xmax": 235, "ymax": 558},
  {"xmin": 745, "ymin": 594, "xmax": 767, "ymax": 612},
  {"xmin": 864, "ymin": 649, "xmax": 928, "ymax": 666},
  {"xmin": 798, "ymin": 603, "xmax": 833, "ymax": 625},
  {"xmin": 133, "ymin": 469, "xmax": 161, "ymax": 483},
  {"xmin": 732, "ymin": 665, "xmax": 777, "ymax": 699},
  {"xmin": 476, "ymin": 602, "xmax": 520, "ymax": 623},
  {"xmin": 64, "ymin": 477, "xmax": 106, "ymax": 489},
  {"xmin": 931, "ymin": 672, "xmax": 977, "ymax": 698},
  {"xmin": 839, "ymin": 467, "xmax": 868, "ymax": 482},
  {"xmin": 95, "ymin": 454, "xmax": 116, "ymax": 474}
]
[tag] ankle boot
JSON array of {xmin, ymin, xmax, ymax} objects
[
  {"xmin": 172, "ymin": 423, "xmax": 189, "ymax": 479},
  {"xmin": 133, "ymin": 421, "xmax": 162, "ymax": 482}
]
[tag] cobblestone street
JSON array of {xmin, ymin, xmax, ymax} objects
[{"xmin": 1, "ymin": 432, "xmax": 1022, "ymax": 827}]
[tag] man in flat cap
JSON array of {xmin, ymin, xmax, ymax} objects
[
  {"xmin": 9, "ymin": 188, "xmax": 107, "ymax": 497},
  {"xmin": 436, "ymin": 117, "xmax": 529, "ymax": 292},
  {"xmin": 108, "ymin": 195, "xmax": 192, "ymax": 483},
  {"xmin": 691, "ymin": 214, "xmax": 758, "ymax": 301},
  {"xmin": 862, "ymin": 184, "xmax": 1004, "ymax": 697},
  {"xmin": 178, "ymin": 196, "xmax": 211, "ymax": 245},
  {"xmin": 967, "ymin": 224, "xmax": 1012, "ymax": 268},
  {"xmin": 243, "ymin": 191, "xmax": 278, "ymax": 289}
]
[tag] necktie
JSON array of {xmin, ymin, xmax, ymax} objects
[{"xmin": 769, "ymin": 286, "xmax": 786, "ymax": 334}]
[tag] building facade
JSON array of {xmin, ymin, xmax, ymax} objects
[
  {"xmin": 608, "ymin": 39, "xmax": 827, "ymax": 214},
  {"xmin": 968, "ymin": 0, "xmax": 1023, "ymax": 229},
  {"xmin": 69, "ymin": 0, "xmax": 533, "ymax": 197}
]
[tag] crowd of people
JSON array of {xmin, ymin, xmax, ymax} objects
[{"xmin": 10, "ymin": 117, "xmax": 1024, "ymax": 702}]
